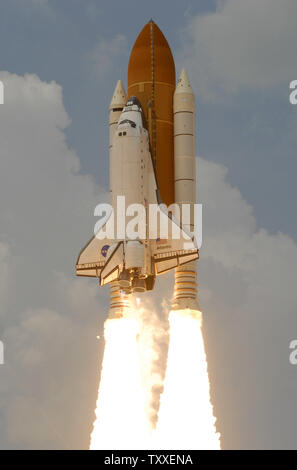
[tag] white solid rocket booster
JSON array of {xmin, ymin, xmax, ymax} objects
[{"xmin": 172, "ymin": 69, "xmax": 200, "ymax": 311}]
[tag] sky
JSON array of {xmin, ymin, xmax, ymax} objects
[{"xmin": 0, "ymin": 0, "xmax": 297, "ymax": 449}]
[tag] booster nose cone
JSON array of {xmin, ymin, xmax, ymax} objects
[
  {"xmin": 109, "ymin": 80, "xmax": 127, "ymax": 109},
  {"xmin": 174, "ymin": 68, "xmax": 195, "ymax": 114},
  {"xmin": 128, "ymin": 20, "xmax": 175, "ymax": 206},
  {"xmin": 109, "ymin": 80, "xmax": 127, "ymax": 132},
  {"xmin": 175, "ymin": 69, "xmax": 193, "ymax": 95}
]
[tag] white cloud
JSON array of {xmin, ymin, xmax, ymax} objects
[
  {"xmin": 0, "ymin": 243, "xmax": 10, "ymax": 319},
  {"xmin": 11, "ymin": 0, "xmax": 54, "ymax": 17},
  {"xmin": 179, "ymin": 0, "xmax": 297, "ymax": 98},
  {"xmin": 89, "ymin": 35, "xmax": 129, "ymax": 79},
  {"xmin": 197, "ymin": 157, "xmax": 297, "ymax": 448},
  {"xmin": 0, "ymin": 71, "xmax": 108, "ymax": 449},
  {"xmin": 3, "ymin": 277, "xmax": 104, "ymax": 448},
  {"xmin": 85, "ymin": 3, "xmax": 101, "ymax": 22},
  {"xmin": 198, "ymin": 156, "xmax": 297, "ymax": 314}
]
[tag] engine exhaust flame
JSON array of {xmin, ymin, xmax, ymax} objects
[
  {"xmin": 154, "ymin": 309, "xmax": 221, "ymax": 449},
  {"xmin": 131, "ymin": 297, "xmax": 169, "ymax": 431},
  {"xmin": 90, "ymin": 307, "xmax": 220, "ymax": 450},
  {"xmin": 90, "ymin": 317, "xmax": 149, "ymax": 450}
]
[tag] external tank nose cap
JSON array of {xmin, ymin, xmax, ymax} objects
[{"xmin": 128, "ymin": 20, "xmax": 175, "ymax": 86}]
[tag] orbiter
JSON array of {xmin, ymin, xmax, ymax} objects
[{"xmin": 76, "ymin": 21, "xmax": 200, "ymax": 316}]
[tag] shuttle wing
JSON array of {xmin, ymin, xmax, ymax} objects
[
  {"xmin": 151, "ymin": 216, "xmax": 199, "ymax": 275},
  {"xmin": 76, "ymin": 224, "xmax": 113, "ymax": 278},
  {"xmin": 153, "ymin": 247, "xmax": 198, "ymax": 274}
]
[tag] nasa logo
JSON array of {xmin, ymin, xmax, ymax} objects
[
  {"xmin": 156, "ymin": 238, "xmax": 167, "ymax": 245},
  {"xmin": 101, "ymin": 245, "xmax": 110, "ymax": 258}
]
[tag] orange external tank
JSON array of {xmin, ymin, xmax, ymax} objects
[{"xmin": 128, "ymin": 20, "xmax": 175, "ymax": 207}]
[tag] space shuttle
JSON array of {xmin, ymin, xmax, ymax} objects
[{"xmin": 76, "ymin": 21, "xmax": 200, "ymax": 315}]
